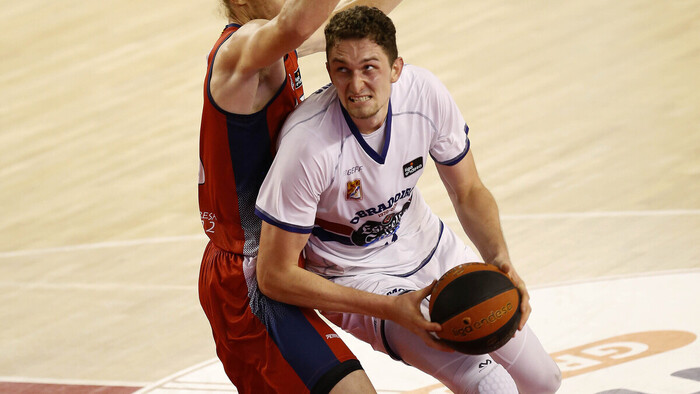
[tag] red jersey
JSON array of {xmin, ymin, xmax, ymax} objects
[{"xmin": 198, "ymin": 24, "xmax": 304, "ymax": 255}]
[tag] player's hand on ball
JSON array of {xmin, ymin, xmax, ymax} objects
[
  {"xmin": 494, "ymin": 261, "xmax": 531, "ymax": 330},
  {"xmin": 391, "ymin": 281, "xmax": 454, "ymax": 352}
]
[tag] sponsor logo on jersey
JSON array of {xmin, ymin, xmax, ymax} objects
[
  {"xmin": 350, "ymin": 187, "xmax": 413, "ymax": 224},
  {"xmin": 403, "ymin": 157, "xmax": 424, "ymax": 177},
  {"xmin": 347, "ymin": 179, "xmax": 363, "ymax": 200},
  {"xmin": 345, "ymin": 165, "xmax": 363, "ymax": 176},
  {"xmin": 350, "ymin": 197, "xmax": 412, "ymax": 246}
]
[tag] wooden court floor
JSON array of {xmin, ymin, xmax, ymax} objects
[{"xmin": 1, "ymin": 0, "xmax": 699, "ymax": 392}]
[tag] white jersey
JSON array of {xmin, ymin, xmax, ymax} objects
[{"xmin": 255, "ymin": 65, "xmax": 470, "ymax": 278}]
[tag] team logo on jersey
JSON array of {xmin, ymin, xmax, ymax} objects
[
  {"xmin": 347, "ymin": 179, "xmax": 363, "ymax": 200},
  {"xmin": 293, "ymin": 68, "xmax": 302, "ymax": 89},
  {"xmin": 403, "ymin": 157, "xmax": 424, "ymax": 177}
]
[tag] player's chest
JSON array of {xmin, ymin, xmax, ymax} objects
[{"xmin": 323, "ymin": 133, "xmax": 428, "ymax": 214}]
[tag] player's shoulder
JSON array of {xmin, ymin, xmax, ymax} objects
[
  {"xmin": 392, "ymin": 64, "xmax": 445, "ymax": 101},
  {"xmin": 282, "ymin": 84, "xmax": 339, "ymax": 133},
  {"xmin": 396, "ymin": 64, "xmax": 445, "ymax": 92},
  {"xmin": 278, "ymin": 84, "xmax": 344, "ymax": 146},
  {"xmin": 392, "ymin": 64, "xmax": 448, "ymax": 111}
]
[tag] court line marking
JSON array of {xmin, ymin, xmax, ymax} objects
[
  {"xmin": 0, "ymin": 234, "xmax": 207, "ymax": 258},
  {"xmin": 528, "ymin": 267, "xmax": 700, "ymax": 290},
  {"xmin": 1, "ymin": 209, "xmax": 698, "ymax": 259},
  {"xmin": 0, "ymin": 376, "xmax": 148, "ymax": 388},
  {"xmin": 499, "ymin": 209, "xmax": 700, "ymax": 220},
  {"xmin": 3, "ymin": 270, "xmax": 698, "ymax": 391},
  {"xmin": 0, "ymin": 281, "xmax": 192, "ymax": 291}
]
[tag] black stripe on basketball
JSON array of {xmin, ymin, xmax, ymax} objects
[{"xmin": 430, "ymin": 270, "xmax": 515, "ymax": 324}]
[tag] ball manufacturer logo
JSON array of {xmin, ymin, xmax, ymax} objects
[{"xmin": 452, "ymin": 302, "xmax": 514, "ymax": 337}]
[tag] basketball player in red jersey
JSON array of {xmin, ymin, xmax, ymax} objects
[{"xmin": 197, "ymin": 1, "xmax": 401, "ymax": 393}]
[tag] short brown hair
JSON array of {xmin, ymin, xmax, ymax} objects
[{"xmin": 324, "ymin": 6, "xmax": 398, "ymax": 63}]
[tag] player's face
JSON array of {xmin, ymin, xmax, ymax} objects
[{"xmin": 326, "ymin": 38, "xmax": 403, "ymax": 133}]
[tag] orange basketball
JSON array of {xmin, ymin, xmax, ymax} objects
[{"xmin": 429, "ymin": 263, "xmax": 521, "ymax": 354}]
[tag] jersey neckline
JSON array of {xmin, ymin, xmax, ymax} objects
[{"xmin": 340, "ymin": 101, "xmax": 393, "ymax": 165}]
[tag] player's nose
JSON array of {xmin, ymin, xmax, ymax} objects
[{"xmin": 349, "ymin": 72, "xmax": 365, "ymax": 92}]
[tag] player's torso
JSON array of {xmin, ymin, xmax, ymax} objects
[
  {"xmin": 305, "ymin": 94, "xmax": 442, "ymax": 276},
  {"xmin": 314, "ymin": 106, "xmax": 431, "ymax": 243},
  {"xmin": 198, "ymin": 24, "xmax": 304, "ymax": 255}
]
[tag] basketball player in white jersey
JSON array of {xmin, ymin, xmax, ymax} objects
[{"xmin": 254, "ymin": 6, "xmax": 562, "ymax": 393}]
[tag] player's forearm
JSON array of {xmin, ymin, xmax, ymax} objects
[
  {"xmin": 349, "ymin": 0, "xmax": 403, "ymax": 14},
  {"xmin": 259, "ymin": 264, "xmax": 396, "ymax": 318},
  {"xmin": 451, "ymin": 184, "xmax": 511, "ymax": 266},
  {"xmin": 297, "ymin": 0, "xmax": 403, "ymax": 57},
  {"xmin": 257, "ymin": 222, "xmax": 396, "ymax": 318},
  {"xmin": 277, "ymin": 0, "xmax": 342, "ymax": 46}
]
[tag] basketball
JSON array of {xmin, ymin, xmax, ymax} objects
[{"xmin": 429, "ymin": 263, "xmax": 521, "ymax": 355}]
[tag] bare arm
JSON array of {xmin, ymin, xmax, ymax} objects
[
  {"xmin": 227, "ymin": 0, "xmax": 342, "ymax": 75},
  {"xmin": 436, "ymin": 150, "xmax": 531, "ymax": 329},
  {"xmin": 210, "ymin": 0, "xmax": 341, "ymax": 113},
  {"xmin": 256, "ymin": 221, "xmax": 451, "ymax": 351},
  {"xmin": 297, "ymin": 0, "xmax": 404, "ymax": 57}
]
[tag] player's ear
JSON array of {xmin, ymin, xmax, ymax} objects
[{"xmin": 390, "ymin": 57, "xmax": 404, "ymax": 83}]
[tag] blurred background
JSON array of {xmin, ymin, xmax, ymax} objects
[{"xmin": 1, "ymin": 1, "xmax": 698, "ymax": 392}]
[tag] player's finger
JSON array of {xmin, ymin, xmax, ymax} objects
[
  {"xmin": 518, "ymin": 292, "xmax": 531, "ymax": 330},
  {"xmin": 417, "ymin": 280, "xmax": 437, "ymax": 299},
  {"xmin": 421, "ymin": 320, "xmax": 442, "ymax": 332},
  {"xmin": 421, "ymin": 332, "xmax": 454, "ymax": 352}
]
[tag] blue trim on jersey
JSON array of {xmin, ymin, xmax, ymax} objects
[
  {"xmin": 431, "ymin": 124, "xmax": 470, "ymax": 166},
  {"xmin": 341, "ymin": 101, "xmax": 392, "ymax": 165},
  {"xmin": 312, "ymin": 227, "xmax": 355, "ymax": 245},
  {"xmin": 392, "ymin": 220, "xmax": 445, "ymax": 278},
  {"xmin": 205, "ymin": 24, "xmax": 292, "ymax": 118},
  {"xmin": 206, "ymin": 46, "xmax": 290, "ymax": 117},
  {"xmin": 255, "ymin": 206, "xmax": 314, "ymax": 234}
]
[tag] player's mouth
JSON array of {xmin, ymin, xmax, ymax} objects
[{"xmin": 349, "ymin": 95, "xmax": 371, "ymax": 103}]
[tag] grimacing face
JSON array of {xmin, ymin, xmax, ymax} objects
[{"xmin": 326, "ymin": 38, "xmax": 403, "ymax": 133}]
